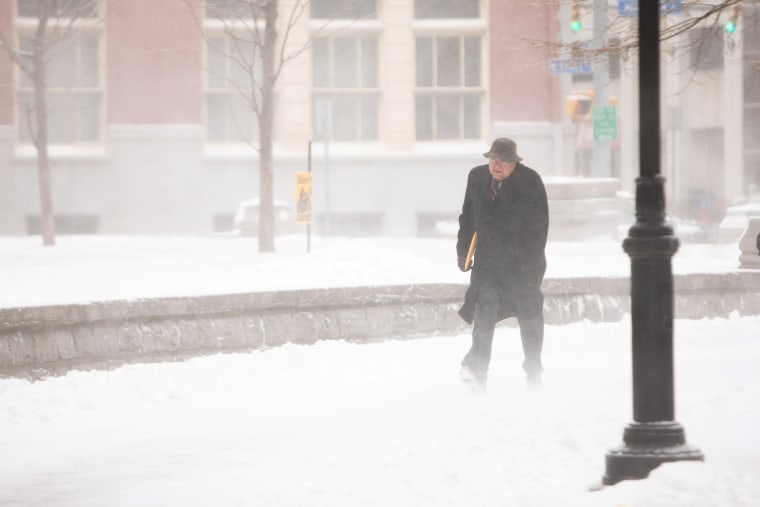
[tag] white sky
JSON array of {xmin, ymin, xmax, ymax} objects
[{"xmin": 0, "ymin": 235, "xmax": 758, "ymax": 506}]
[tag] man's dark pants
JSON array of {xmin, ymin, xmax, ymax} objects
[{"xmin": 461, "ymin": 284, "xmax": 544, "ymax": 382}]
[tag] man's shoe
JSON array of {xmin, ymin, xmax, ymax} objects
[
  {"xmin": 526, "ymin": 373, "xmax": 543, "ymax": 391},
  {"xmin": 459, "ymin": 366, "xmax": 487, "ymax": 393}
]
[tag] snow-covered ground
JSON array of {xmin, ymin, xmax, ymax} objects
[
  {"xmin": 1, "ymin": 316, "xmax": 758, "ymax": 506},
  {"xmin": 0, "ymin": 234, "xmax": 744, "ymax": 309},
  {"xmin": 0, "ymin": 234, "xmax": 758, "ymax": 506}
]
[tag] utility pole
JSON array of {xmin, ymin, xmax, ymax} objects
[{"xmin": 591, "ymin": 0, "xmax": 611, "ymax": 178}]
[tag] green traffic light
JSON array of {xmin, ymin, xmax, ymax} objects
[
  {"xmin": 725, "ymin": 20, "xmax": 736, "ymax": 33},
  {"xmin": 571, "ymin": 20, "xmax": 582, "ymax": 33}
]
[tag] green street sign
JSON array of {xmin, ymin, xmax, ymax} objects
[{"xmin": 593, "ymin": 105, "xmax": 617, "ymax": 141}]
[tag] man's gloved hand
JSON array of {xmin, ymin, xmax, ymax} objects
[{"xmin": 460, "ymin": 231, "xmax": 477, "ymax": 273}]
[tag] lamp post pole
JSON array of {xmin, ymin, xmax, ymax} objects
[{"xmin": 602, "ymin": 0, "xmax": 703, "ymax": 485}]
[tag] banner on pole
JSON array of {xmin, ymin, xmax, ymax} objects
[
  {"xmin": 295, "ymin": 172, "xmax": 312, "ymax": 224},
  {"xmin": 593, "ymin": 105, "xmax": 618, "ymax": 141}
]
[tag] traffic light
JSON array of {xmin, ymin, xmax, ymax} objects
[
  {"xmin": 566, "ymin": 90, "xmax": 593, "ymax": 120},
  {"xmin": 570, "ymin": 2, "xmax": 582, "ymax": 33},
  {"xmin": 725, "ymin": 3, "xmax": 740, "ymax": 34}
]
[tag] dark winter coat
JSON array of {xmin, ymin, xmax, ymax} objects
[{"xmin": 456, "ymin": 162, "xmax": 549, "ymax": 324}]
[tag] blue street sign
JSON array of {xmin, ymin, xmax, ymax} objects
[
  {"xmin": 618, "ymin": 0, "xmax": 681, "ymax": 17},
  {"xmin": 549, "ymin": 58, "xmax": 592, "ymax": 74},
  {"xmin": 618, "ymin": 0, "xmax": 637, "ymax": 17},
  {"xmin": 661, "ymin": 0, "xmax": 682, "ymax": 14}
]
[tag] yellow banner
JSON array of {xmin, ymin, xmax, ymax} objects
[{"xmin": 295, "ymin": 172, "xmax": 312, "ymax": 224}]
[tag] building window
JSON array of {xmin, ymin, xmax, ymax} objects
[
  {"xmin": 206, "ymin": 0, "xmax": 260, "ymax": 19},
  {"xmin": 18, "ymin": 0, "xmax": 98, "ymax": 18},
  {"xmin": 15, "ymin": 0, "xmax": 102, "ymax": 144},
  {"xmin": 204, "ymin": 4, "xmax": 261, "ymax": 143},
  {"xmin": 205, "ymin": 34, "xmax": 259, "ymax": 143},
  {"xmin": 413, "ymin": 1, "xmax": 484, "ymax": 141},
  {"xmin": 25, "ymin": 214, "xmax": 99, "ymax": 235},
  {"xmin": 312, "ymin": 36, "xmax": 379, "ymax": 142},
  {"xmin": 689, "ymin": 27, "xmax": 724, "ymax": 71},
  {"xmin": 414, "ymin": 0, "xmax": 479, "ymax": 19},
  {"xmin": 310, "ymin": 1, "xmax": 379, "ymax": 142},
  {"xmin": 311, "ymin": 0, "xmax": 377, "ymax": 19},
  {"xmin": 414, "ymin": 35, "xmax": 482, "ymax": 140}
]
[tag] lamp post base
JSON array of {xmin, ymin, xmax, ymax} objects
[{"xmin": 603, "ymin": 421, "xmax": 704, "ymax": 485}]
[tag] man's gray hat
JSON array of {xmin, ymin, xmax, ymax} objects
[{"xmin": 483, "ymin": 137, "xmax": 523, "ymax": 163}]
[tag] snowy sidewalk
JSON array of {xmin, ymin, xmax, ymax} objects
[
  {"xmin": 0, "ymin": 316, "xmax": 758, "ymax": 506},
  {"xmin": 0, "ymin": 234, "xmax": 746, "ymax": 309},
  {"xmin": 1, "ymin": 235, "xmax": 759, "ymax": 505}
]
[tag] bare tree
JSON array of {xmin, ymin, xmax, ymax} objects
[
  {"xmin": 191, "ymin": 0, "xmax": 373, "ymax": 252},
  {"xmin": 513, "ymin": 0, "xmax": 755, "ymax": 73},
  {"xmin": 188, "ymin": 0, "xmax": 317, "ymax": 252},
  {"xmin": 0, "ymin": 0, "xmax": 98, "ymax": 246}
]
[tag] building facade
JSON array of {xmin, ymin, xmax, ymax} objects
[
  {"xmin": 0, "ymin": 0, "xmax": 755, "ymax": 239},
  {"xmin": 561, "ymin": 0, "xmax": 759, "ymax": 237}
]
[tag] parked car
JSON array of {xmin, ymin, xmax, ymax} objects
[{"xmin": 234, "ymin": 198, "xmax": 294, "ymax": 236}]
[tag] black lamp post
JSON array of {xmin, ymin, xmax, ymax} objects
[{"xmin": 602, "ymin": 0, "xmax": 703, "ymax": 485}]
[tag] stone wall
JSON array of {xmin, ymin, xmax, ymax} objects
[
  {"xmin": 739, "ymin": 217, "xmax": 760, "ymax": 268},
  {"xmin": 2, "ymin": 271, "xmax": 760, "ymax": 378}
]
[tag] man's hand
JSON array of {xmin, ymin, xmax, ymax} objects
[{"xmin": 460, "ymin": 231, "xmax": 477, "ymax": 272}]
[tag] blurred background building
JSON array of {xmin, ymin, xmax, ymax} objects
[{"xmin": 0, "ymin": 0, "xmax": 757, "ymax": 240}]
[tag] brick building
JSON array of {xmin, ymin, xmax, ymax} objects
[{"xmin": 0, "ymin": 0, "xmax": 756, "ymax": 239}]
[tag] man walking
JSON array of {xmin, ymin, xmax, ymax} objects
[{"xmin": 456, "ymin": 138, "xmax": 549, "ymax": 391}]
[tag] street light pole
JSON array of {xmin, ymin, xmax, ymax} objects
[{"xmin": 602, "ymin": 0, "xmax": 703, "ymax": 485}]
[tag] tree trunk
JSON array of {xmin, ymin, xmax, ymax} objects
[
  {"xmin": 33, "ymin": 10, "xmax": 55, "ymax": 246},
  {"xmin": 257, "ymin": 0, "xmax": 278, "ymax": 253}
]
